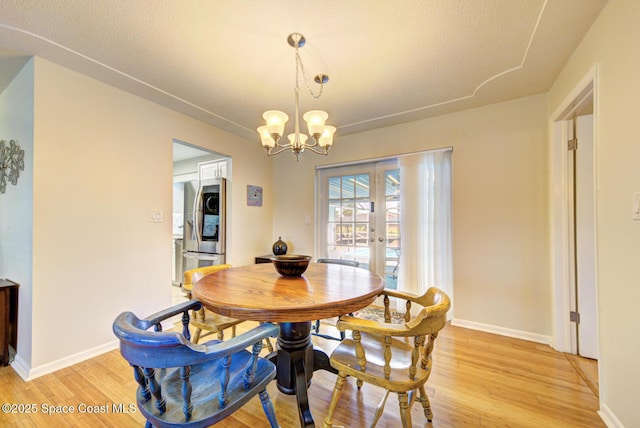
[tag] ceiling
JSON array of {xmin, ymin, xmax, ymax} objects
[
  {"xmin": 0, "ymin": 0, "xmax": 607, "ymax": 144},
  {"xmin": 172, "ymin": 142, "xmax": 216, "ymax": 163}
]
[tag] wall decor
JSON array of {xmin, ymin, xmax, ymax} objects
[
  {"xmin": 0, "ymin": 140, "xmax": 25, "ymax": 194},
  {"xmin": 247, "ymin": 185, "xmax": 263, "ymax": 207}
]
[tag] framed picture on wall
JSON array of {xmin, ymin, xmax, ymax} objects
[{"xmin": 247, "ymin": 185, "xmax": 263, "ymax": 207}]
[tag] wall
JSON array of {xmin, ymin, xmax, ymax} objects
[
  {"xmin": 0, "ymin": 58, "xmax": 34, "ymax": 368},
  {"xmin": 14, "ymin": 57, "xmax": 272, "ymax": 377},
  {"xmin": 548, "ymin": 0, "xmax": 640, "ymax": 425},
  {"xmin": 272, "ymin": 93, "xmax": 551, "ymax": 337}
]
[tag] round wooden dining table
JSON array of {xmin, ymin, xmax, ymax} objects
[{"xmin": 193, "ymin": 262, "xmax": 384, "ymax": 428}]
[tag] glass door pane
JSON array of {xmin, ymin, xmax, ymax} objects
[
  {"xmin": 317, "ymin": 160, "xmax": 399, "ymax": 286},
  {"xmin": 325, "ymin": 172, "xmax": 370, "ymax": 266}
]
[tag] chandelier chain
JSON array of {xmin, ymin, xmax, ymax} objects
[{"xmin": 295, "ymin": 47, "xmax": 323, "ymax": 99}]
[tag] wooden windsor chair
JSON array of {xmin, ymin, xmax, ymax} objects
[
  {"xmin": 182, "ymin": 264, "xmax": 273, "ymax": 352},
  {"xmin": 322, "ymin": 287, "xmax": 451, "ymax": 428},
  {"xmin": 311, "ymin": 258, "xmax": 361, "ymax": 341}
]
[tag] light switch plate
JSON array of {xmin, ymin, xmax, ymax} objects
[
  {"xmin": 633, "ymin": 193, "xmax": 640, "ymax": 220},
  {"xmin": 149, "ymin": 209, "xmax": 164, "ymax": 222}
]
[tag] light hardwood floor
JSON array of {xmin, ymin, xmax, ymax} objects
[{"xmin": 0, "ymin": 322, "xmax": 603, "ymax": 427}]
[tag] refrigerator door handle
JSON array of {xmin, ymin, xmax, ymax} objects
[
  {"xmin": 193, "ymin": 185, "xmax": 203, "ymax": 247},
  {"xmin": 183, "ymin": 251, "xmax": 220, "ymax": 261}
]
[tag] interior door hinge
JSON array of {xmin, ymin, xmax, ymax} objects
[
  {"xmin": 568, "ymin": 138, "xmax": 578, "ymax": 151},
  {"xmin": 570, "ymin": 311, "xmax": 580, "ymax": 323}
]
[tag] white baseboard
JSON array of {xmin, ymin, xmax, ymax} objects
[
  {"xmin": 450, "ymin": 318, "xmax": 552, "ymax": 345},
  {"xmin": 8, "ymin": 354, "xmax": 30, "ymax": 381},
  {"xmin": 10, "ymin": 318, "xmax": 177, "ymax": 381},
  {"xmin": 598, "ymin": 403, "xmax": 625, "ymax": 428},
  {"xmin": 11, "ymin": 340, "xmax": 119, "ymax": 381}
]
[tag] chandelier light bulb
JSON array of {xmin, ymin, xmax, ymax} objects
[
  {"xmin": 287, "ymin": 133, "xmax": 308, "ymax": 149},
  {"xmin": 318, "ymin": 126, "xmax": 336, "ymax": 148},
  {"xmin": 303, "ymin": 110, "xmax": 329, "ymax": 136},
  {"xmin": 257, "ymin": 126, "xmax": 275, "ymax": 148},
  {"xmin": 263, "ymin": 110, "xmax": 288, "ymax": 137}
]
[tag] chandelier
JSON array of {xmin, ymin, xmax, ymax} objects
[{"xmin": 257, "ymin": 33, "xmax": 336, "ymax": 161}]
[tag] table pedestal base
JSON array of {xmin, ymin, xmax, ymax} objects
[
  {"xmin": 272, "ymin": 321, "xmax": 338, "ymax": 427},
  {"xmin": 276, "ymin": 322, "xmax": 314, "ymax": 395}
]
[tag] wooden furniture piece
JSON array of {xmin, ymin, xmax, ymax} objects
[
  {"xmin": 255, "ymin": 255, "xmax": 274, "ymax": 264},
  {"xmin": 193, "ymin": 262, "xmax": 384, "ymax": 428},
  {"xmin": 323, "ymin": 287, "xmax": 451, "ymax": 428},
  {"xmin": 312, "ymin": 258, "xmax": 361, "ymax": 341},
  {"xmin": 113, "ymin": 300, "xmax": 281, "ymax": 427},
  {"xmin": 182, "ymin": 264, "xmax": 242, "ymax": 343},
  {"xmin": 183, "ymin": 265, "xmax": 274, "ymax": 352},
  {"xmin": 0, "ymin": 279, "xmax": 18, "ymax": 366},
  {"xmin": 316, "ymin": 258, "xmax": 360, "ymax": 266}
]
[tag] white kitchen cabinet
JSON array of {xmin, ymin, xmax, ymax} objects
[{"xmin": 199, "ymin": 159, "xmax": 227, "ymax": 180}]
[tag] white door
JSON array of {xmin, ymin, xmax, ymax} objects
[
  {"xmin": 574, "ymin": 114, "xmax": 598, "ymax": 359},
  {"xmin": 316, "ymin": 160, "xmax": 400, "ymax": 287}
]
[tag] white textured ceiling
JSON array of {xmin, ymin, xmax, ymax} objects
[{"xmin": 0, "ymin": 0, "xmax": 607, "ymax": 141}]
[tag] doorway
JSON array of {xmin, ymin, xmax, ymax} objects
[
  {"xmin": 172, "ymin": 140, "xmax": 230, "ymax": 292},
  {"xmin": 551, "ymin": 66, "xmax": 599, "ymax": 364},
  {"xmin": 569, "ymin": 114, "xmax": 598, "ymax": 360},
  {"xmin": 315, "ymin": 159, "xmax": 400, "ymax": 288}
]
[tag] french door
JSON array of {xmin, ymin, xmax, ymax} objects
[{"xmin": 316, "ymin": 160, "xmax": 400, "ymax": 288}]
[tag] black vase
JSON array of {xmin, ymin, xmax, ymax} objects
[{"xmin": 272, "ymin": 236, "xmax": 288, "ymax": 255}]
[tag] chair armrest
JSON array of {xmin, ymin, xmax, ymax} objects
[
  {"xmin": 336, "ymin": 315, "xmax": 414, "ymax": 337},
  {"xmin": 202, "ymin": 322, "xmax": 280, "ymax": 357},
  {"xmin": 380, "ymin": 287, "xmax": 442, "ymax": 307},
  {"xmin": 380, "ymin": 288, "xmax": 419, "ymax": 301},
  {"xmin": 141, "ymin": 300, "xmax": 202, "ymax": 328}
]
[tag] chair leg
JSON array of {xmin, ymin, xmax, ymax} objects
[
  {"xmin": 398, "ymin": 391, "xmax": 412, "ymax": 428},
  {"xmin": 192, "ymin": 328, "xmax": 202, "ymax": 344},
  {"xmin": 264, "ymin": 337, "xmax": 274, "ymax": 353},
  {"xmin": 370, "ymin": 389, "xmax": 390, "ymax": 427},
  {"xmin": 418, "ymin": 385, "xmax": 433, "ymax": 421},
  {"xmin": 259, "ymin": 323, "xmax": 275, "ymax": 353},
  {"xmin": 258, "ymin": 389, "xmax": 279, "ymax": 428},
  {"xmin": 322, "ymin": 373, "xmax": 347, "ymax": 428},
  {"xmin": 342, "ymin": 313, "xmax": 353, "ymax": 340}
]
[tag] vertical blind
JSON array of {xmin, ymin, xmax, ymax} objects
[{"xmin": 398, "ymin": 149, "xmax": 453, "ymax": 309}]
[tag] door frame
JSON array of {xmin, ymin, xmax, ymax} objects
[
  {"xmin": 550, "ymin": 65, "xmax": 599, "ymax": 355},
  {"xmin": 315, "ymin": 159, "xmax": 398, "ymax": 279}
]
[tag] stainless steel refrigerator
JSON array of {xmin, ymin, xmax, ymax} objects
[{"xmin": 182, "ymin": 177, "xmax": 226, "ymax": 277}]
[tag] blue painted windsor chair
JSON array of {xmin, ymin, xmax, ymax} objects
[{"xmin": 113, "ymin": 300, "xmax": 280, "ymax": 427}]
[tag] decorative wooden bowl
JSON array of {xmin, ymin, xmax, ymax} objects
[{"xmin": 270, "ymin": 255, "xmax": 312, "ymax": 277}]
